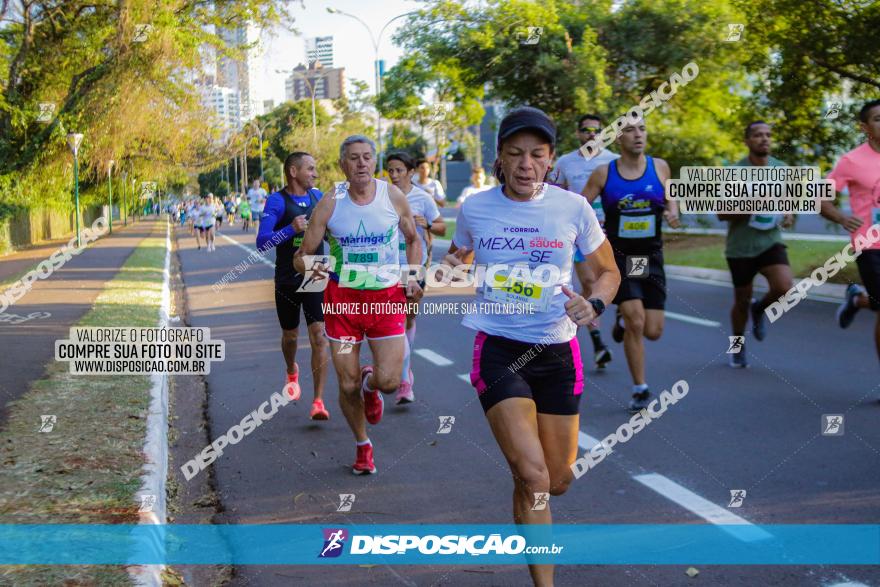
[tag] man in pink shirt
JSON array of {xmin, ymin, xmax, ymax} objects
[{"xmin": 823, "ymin": 99, "xmax": 880, "ymax": 371}]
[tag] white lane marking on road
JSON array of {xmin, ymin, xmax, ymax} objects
[
  {"xmin": 459, "ymin": 352, "xmax": 768, "ymax": 540},
  {"xmin": 577, "ymin": 432, "xmax": 771, "ymax": 541},
  {"xmin": 578, "ymin": 430, "xmax": 602, "ymax": 451},
  {"xmin": 218, "ymin": 233, "xmax": 274, "ymax": 268},
  {"xmin": 415, "ymin": 348, "xmax": 454, "ymax": 366},
  {"xmin": 665, "ymin": 311, "xmax": 721, "ymax": 328},
  {"xmin": 633, "ymin": 474, "xmax": 773, "ymax": 541}
]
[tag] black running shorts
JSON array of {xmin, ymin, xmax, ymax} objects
[
  {"xmin": 612, "ymin": 249, "xmax": 667, "ymax": 310},
  {"xmin": 726, "ymin": 243, "xmax": 790, "ymax": 288},
  {"xmin": 856, "ymin": 250, "xmax": 880, "ymax": 310},
  {"xmin": 274, "ymin": 284, "xmax": 324, "ymax": 330},
  {"xmin": 469, "ymin": 332, "xmax": 584, "ymax": 416}
]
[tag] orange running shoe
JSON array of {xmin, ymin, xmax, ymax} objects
[
  {"xmin": 310, "ymin": 398, "xmax": 329, "ymax": 420},
  {"xmin": 284, "ymin": 367, "xmax": 301, "ymax": 401}
]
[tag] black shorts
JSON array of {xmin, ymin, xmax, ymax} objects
[
  {"xmin": 726, "ymin": 243, "xmax": 790, "ymax": 288},
  {"xmin": 469, "ymin": 332, "xmax": 584, "ymax": 416},
  {"xmin": 196, "ymin": 225, "xmax": 212, "ymax": 233},
  {"xmin": 612, "ymin": 250, "xmax": 666, "ymax": 310},
  {"xmin": 856, "ymin": 249, "xmax": 880, "ymax": 310},
  {"xmin": 274, "ymin": 284, "xmax": 324, "ymax": 330}
]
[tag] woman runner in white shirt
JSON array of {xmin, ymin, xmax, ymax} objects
[{"xmin": 444, "ymin": 106, "xmax": 620, "ymax": 587}]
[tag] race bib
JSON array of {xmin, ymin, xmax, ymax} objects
[
  {"xmin": 483, "ymin": 273, "xmax": 553, "ymax": 312},
  {"xmin": 345, "ymin": 245, "xmax": 380, "ymax": 265},
  {"xmin": 618, "ymin": 214, "xmax": 656, "ymax": 238},
  {"xmin": 748, "ymin": 214, "xmax": 779, "ymax": 231}
]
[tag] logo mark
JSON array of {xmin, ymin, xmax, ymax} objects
[
  {"xmin": 319, "ymin": 528, "xmax": 348, "ymax": 558},
  {"xmin": 518, "ymin": 26, "xmax": 543, "ymax": 45},
  {"xmin": 429, "ymin": 102, "xmax": 454, "ymax": 126},
  {"xmin": 297, "ymin": 255, "xmax": 333, "ymax": 292},
  {"xmin": 337, "ymin": 335, "xmax": 357, "ymax": 355},
  {"xmin": 825, "ymin": 102, "xmax": 841, "ymax": 120},
  {"xmin": 38, "ymin": 415, "xmax": 56, "ymax": 433},
  {"xmin": 138, "ymin": 494, "xmax": 156, "ymax": 513},
  {"xmin": 336, "ymin": 494, "xmax": 355, "ymax": 512},
  {"xmin": 333, "ymin": 181, "xmax": 349, "ymax": 199},
  {"xmin": 728, "ymin": 489, "xmax": 746, "ymax": 508},
  {"xmin": 531, "ymin": 492, "xmax": 549, "ymax": 511},
  {"xmin": 140, "ymin": 181, "xmax": 157, "ymax": 199},
  {"xmin": 626, "ymin": 256, "xmax": 648, "ymax": 278},
  {"xmin": 821, "ymin": 414, "xmax": 844, "ymax": 436},
  {"xmin": 37, "ymin": 103, "xmax": 56, "ymax": 123},
  {"xmin": 727, "ymin": 336, "xmax": 744, "ymax": 354},
  {"xmin": 725, "ymin": 24, "xmax": 744, "ymax": 42},
  {"xmin": 437, "ymin": 416, "xmax": 455, "ymax": 434},
  {"xmin": 133, "ymin": 24, "xmax": 153, "ymax": 43}
]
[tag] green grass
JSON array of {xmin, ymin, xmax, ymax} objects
[
  {"xmin": 441, "ymin": 218, "xmax": 455, "ymax": 238},
  {"xmin": 0, "ymin": 227, "xmax": 166, "ymax": 586},
  {"xmin": 663, "ymin": 234, "xmax": 859, "ymax": 284}
]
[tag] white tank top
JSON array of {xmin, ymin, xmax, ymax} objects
[{"xmin": 327, "ymin": 179, "xmax": 401, "ymax": 290}]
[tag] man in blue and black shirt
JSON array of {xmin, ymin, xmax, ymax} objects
[{"xmin": 257, "ymin": 152, "xmax": 331, "ymax": 420}]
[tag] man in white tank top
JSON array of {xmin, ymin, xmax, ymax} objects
[{"xmin": 294, "ymin": 135, "xmax": 424, "ymax": 476}]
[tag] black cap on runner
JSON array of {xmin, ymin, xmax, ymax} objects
[{"xmin": 496, "ymin": 106, "xmax": 557, "ymax": 151}]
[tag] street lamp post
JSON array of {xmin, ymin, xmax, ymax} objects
[
  {"xmin": 66, "ymin": 133, "xmax": 84, "ymax": 247},
  {"xmin": 248, "ymin": 120, "xmax": 270, "ymax": 184},
  {"xmin": 326, "ymin": 8, "xmax": 416, "ymax": 173},
  {"xmin": 107, "ymin": 160, "xmax": 114, "ymax": 234},
  {"xmin": 232, "ymin": 155, "xmax": 238, "ymax": 196},
  {"xmin": 121, "ymin": 169, "xmax": 128, "ymax": 226}
]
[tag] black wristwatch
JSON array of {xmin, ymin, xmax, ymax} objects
[{"xmin": 588, "ymin": 298, "xmax": 605, "ymax": 317}]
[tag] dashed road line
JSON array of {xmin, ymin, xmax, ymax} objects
[{"xmin": 414, "ymin": 348, "xmax": 454, "ymax": 366}]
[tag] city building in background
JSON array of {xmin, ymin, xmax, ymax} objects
[
  {"xmin": 305, "ymin": 36, "xmax": 334, "ymax": 68},
  {"xmin": 201, "ymin": 85, "xmax": 243, "ymax": 135},
  {"xmin": 284, "ymin": 62, "xmax": 345, "ymax": 101},
  {"xmin": 217, "ymin": 25, "xmax": 265, "ymax": 121}
]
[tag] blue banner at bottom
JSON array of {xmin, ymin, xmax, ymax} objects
[{"xmin": 0, "ymin": 524, "xmax": 878, "ymax": 565}]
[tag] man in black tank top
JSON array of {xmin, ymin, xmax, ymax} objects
[
  {"xmin": 583, "ymin": 119, "xmax": 680, "ymax": 412},
  {"xmin": 256, "ymin": 152, "xmax": 330, "ymax": 421}
]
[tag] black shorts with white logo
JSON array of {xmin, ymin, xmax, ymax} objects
[{"xmin": 611, "ymin": 249, "xmax": 666, "ymax": 310}]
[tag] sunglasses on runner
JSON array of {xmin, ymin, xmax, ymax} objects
[{"xmin": 579, "ymin": 127, "xmax": 600, "ymax": 134}]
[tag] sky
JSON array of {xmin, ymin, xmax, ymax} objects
[{"xmin": 260, "ymin": 0, "xmax": 419, "ymax": 106}]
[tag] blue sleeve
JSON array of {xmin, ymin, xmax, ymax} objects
[{"xmin": 256, "ymin": 194, "xmax": 295, "ymax": 252}]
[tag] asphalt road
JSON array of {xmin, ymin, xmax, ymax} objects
[
  {"xmin": 0, "ymin": 220, "xmax": 159, "ymax": 425},
  {"xmin": 175, "ymin": 221, "xmax": 879, "ymax": 587}
]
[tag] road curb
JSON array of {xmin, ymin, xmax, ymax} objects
[
  {"xmin": 666, "ymin": 264, "xmax": 849, "ymax": 302},
  {"xmin": 128, "ymin": 220, "xmax": 171, "ymax": 587}
]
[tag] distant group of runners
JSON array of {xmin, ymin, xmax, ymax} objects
[{"xmin": 188, "ymin": 98, "xmax": 878, "ymax": 586}]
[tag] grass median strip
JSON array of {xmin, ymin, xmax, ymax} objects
[
  {"xmin": 664, "ymin": 234, "xmax": 860, "ymax": 284},
  {"xmin": 0, "ymin": 226, "xmax": 166, "ymax": 586}
]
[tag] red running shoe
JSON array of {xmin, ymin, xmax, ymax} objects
[
  {"xmin": 310, "ymin": 398, "xmax": 329, "ymax": 420},
  {"xmin": 352, "ymin": 442, "xmax": 376, "ymax": 475},
  {"xmin": 361, "ymin": 365, "xmax": 383, "ymax": 425},
  {"xmin": 284, "ymin": 367, "xmax": 301, "ymax": 401}
]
